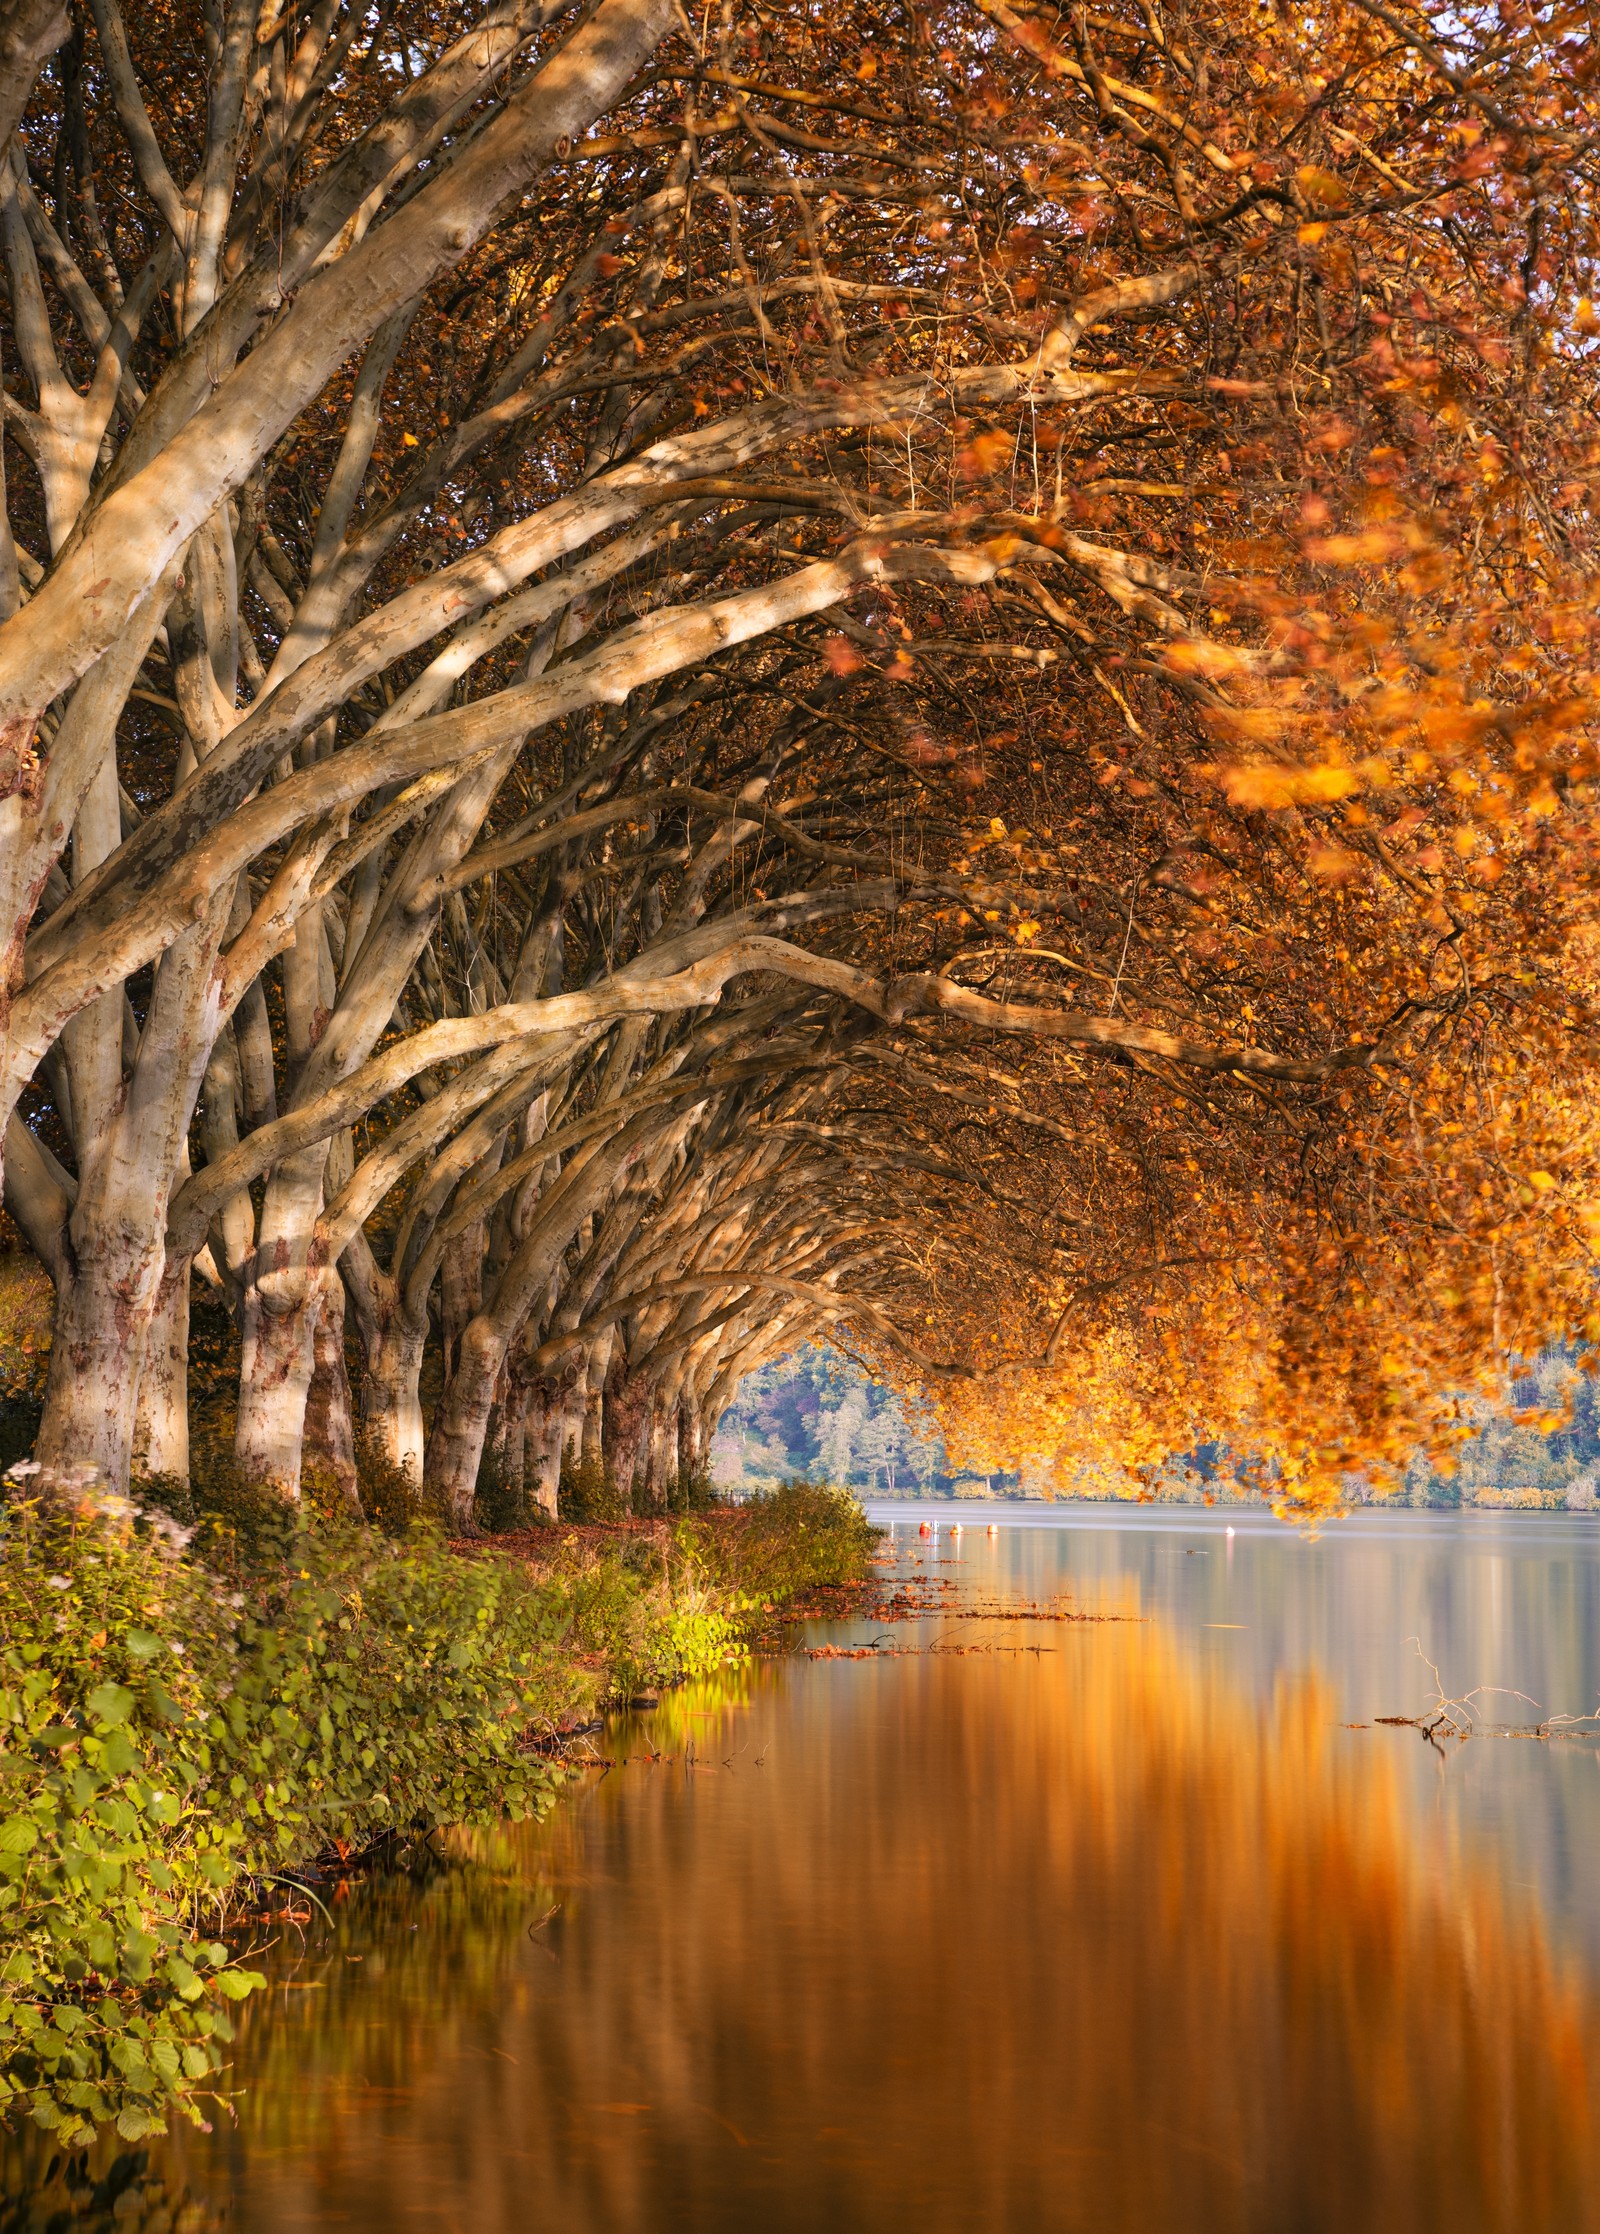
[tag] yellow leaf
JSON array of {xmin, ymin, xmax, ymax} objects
[{"xmin": 1296, "ymin": 164, "xmax": 1348, "ymax": 209}]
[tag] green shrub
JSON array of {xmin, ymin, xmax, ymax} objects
[
  {"xmin": 349, "ymin": 1434, "xmax": 445, "ymax": 1538},
  {"xmin": 557, "ymin": 1450, "xmax": 628, "ymax": 1523},
  {"xmin": 0, "ymin": 1471, "xmax": 875, "ymax": 2147},
  {"xmin": 551, "ymin": 1539, "xmax": 741, "ymax": 1697},
  {"xmin": 681, "ymin": 1481, "xmax": 881, "ymax": 1603},
  {"xmin": 661, "ymin": 1465, "xmax": 722, "ymax": 1515},
  {"xmin": 471, "ymin": 1451, "xmax": 530, "ymax": 1536},
  {"xmin": 0, "ymin": 1482, "xmax": 585, "ymax": 2145},
  {"xmin": 136, "ymin": 1452, "xmax": 299, "ymax": 1576}
]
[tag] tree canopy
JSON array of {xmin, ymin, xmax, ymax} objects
[{"xmin": 0, "ymin": 0, "xmax": 1596, "ymax": 1522}]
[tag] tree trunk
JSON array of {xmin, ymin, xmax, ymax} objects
[
  {"xmin": 605, "ymin": 1371, "xmax": 651, "ymax": 1512},
  {"xmin": 132, "ymin": 1254, "xmax": 192, "ymax": 1486},
  {"xmin": 679, "ymin": 1397, "xmax": 703, "ymax": 1489},
  {"xmin": 358, "ymin": 1304, "xmax": 427, "ymax": 1483},
  {"xmin": 439, "ymin": 1224, "xmax": 484, "ymax": 1384},
  {"xmin": 524, "ymin": 1369, "xmax": 572, "ymax": 1520},
  {"xmin": 33, "ymin": 901, "xmax": 230, "ymax": 1490},
  {"xmin": 644, "ymin": 1391, "xmax": 676, "ymax": 1508},
  {"xmin": 234, "ymin": 1145, "xmax": 329, "ymax": 1496},
  {"xmin": 485, "ymin": 1358, "xmax": 528, "ymax": 1514},
  {"xmin": 34, "ymin": 1223, "xmax": 163, "ymax": 1490},
  {"xmin": 235, "ymin": 1276, "xmax": 322, "ymax": 1499},
  {"xmin": 303, "ymin": 1262, "xmax": 361, "ymax": 1510},
  {"xmin": 582, "ymin": 1329, "xmax": 612, "ymax": 1464},
  {"xmin": 424, "ymin": 1316, "xmax": 501, "ymax": 1528}
]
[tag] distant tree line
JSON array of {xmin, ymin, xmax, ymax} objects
[{"xmin": 718, "ymin": 1344, "xmax": 1600, "ymax": 1512}]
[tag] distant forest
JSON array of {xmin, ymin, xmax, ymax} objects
[
  {"xmin": 1392, "ymin": 1350, "xmax": 1600, "ymax": 1511},
  {"xmin": 714, "ymin": 1345, "xmax": 1600, "ymax": 1510},
  {"xmin": 711, "ymin": 1348, "xmax": 964, "ymax": 1497}
]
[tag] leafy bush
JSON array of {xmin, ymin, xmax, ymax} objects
[
  {"xmin": 558, "ymin": 1451, "xmax": 629, "ymax": 1524},
  {"xmin": 0, "ymin": 1471, "xmax": 877, "ymax": 2147},
  {"xmin": 682, "ymin": 1482, "xmax": 881, "ymax": 1604},
  {"xmin": 471, "ymin": 1452, "xmax": 532, "ymax": 1536},
  {"xmin": 0, "ymin": 1259, "xmax": 49, "ymax": 1482},
  {"xmin": 0, "ymin": 1484, "xmax": 584, "ymax": 2146},
  {"xmin": 661, "ymin": 1465, "xmax": 722, "ymax": 1515},
  {"xmin": 549, "ymin": 1539, "xmax": 742, "ymax": 1697}
]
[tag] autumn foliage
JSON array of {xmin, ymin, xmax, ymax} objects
[{"xmin": 0, "ymin": 0, "xmax": 1594, "ymax": 1518}]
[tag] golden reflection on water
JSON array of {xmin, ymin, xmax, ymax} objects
[{"xmin": 131, "ymin": 1601, "xmax": 1600, "ymax": 2231}]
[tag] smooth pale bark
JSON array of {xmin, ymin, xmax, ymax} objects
[
  {"xmin": 425, "ymin": 1314, "xmax": 501, "ymax": 1529},
  {"xmin": 0, "ymin": 0, "xmax": 678, "ymax": 757},
  {"xmin": 132, "ymin": 1255, "xmax": 191, "ymax": 1485},
  {"xmin": 32, "ymin": 1223, "xmax": 160, "ymax": 1490},
  {"xmin": 232, "ymin": 1139, "xmax": 330, "ymax": 1493},
  {"xmin": 303, "ymin": 1264, "xmax": 362, "ymax": 1512},
  {"xmin": 0, "ymin": 574, "xmax": 179, "ymax": 1198},
  {"xmin": 420, "ymin": 1113, "xmax": 659, "ymax": 1514},
  {"xmin": 0, "ymin": 1, "xmax": 68, "ymax": 175},
  {"xmin": 15, "ymin": 542, "xmax": 1003, "ymax": 1070},
  {"xmin": 230, "ymin": 716, "xmax": 527, "ymax": 1497},
  {"xmin": 357, "ymin": 1305, "xmax": 428, "ymax": 1486},
  {"xmin": 643, "ymin": 1392, "xmax": 676, "ymax": 1508},
  {"xmin": 604, "ymin": 1370, "xmax": 651, "ymax": 1511},
  {"xmin": 235, "ymin": 1279, "xmax": 322, "ymax": 1499},
  {"xmin": 522, "ymin": 1363, "xmax": 577, "ymax": 1518},
  {"xmin": 31, "ymin": 345, "xmax": 1121, "ymax": 998},
  {"xmin": 95, "ymin": 0, "xmax": 577, "ymax": 499},
  {"xmin": 581, "ymin": 1328, "xmax": 612, "ymax": 1465},
  {"xmin": 440, "ymin": 1228, "xmax": 484, "ymax": 1388},
  {"xmin": 0, "ymin": 0, "xmax": 680, "ymax": 1217},
  {"xmin": 530, "ymin": 1390, "xmax": 564, "ymax": 1520},
  {"xmin": 33, "ymin": 900, "xmax": 230, "ymax": 1487}
]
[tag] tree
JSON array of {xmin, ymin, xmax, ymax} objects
[{"xmin": 0, "ymin": 0, "xmax": 1595, "ymax": 1523}]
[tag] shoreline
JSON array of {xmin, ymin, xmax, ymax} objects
[{"xmin": 0, "ymin": 1483, "xmax": 879, "ymax": 2148}]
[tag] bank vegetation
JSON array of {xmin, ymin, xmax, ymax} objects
[{"xmin": 0, "ymin": 1468, "xmax": 874, "ymax": 2142}]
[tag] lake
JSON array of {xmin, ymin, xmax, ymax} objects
[{"xmin": 15, "ymin": 1503, "xmax": 1600, "ymax": 2232}]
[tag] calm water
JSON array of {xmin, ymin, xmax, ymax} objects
[{"xmin": 16, "ymin": 1505, "xmax": 1600, "ymax": 2232}]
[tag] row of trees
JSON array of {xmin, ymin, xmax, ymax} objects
[{"xmin": 0, "ymin": 0, "xmax": 1595, "ymax": 1523}]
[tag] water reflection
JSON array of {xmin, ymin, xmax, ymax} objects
[
  {"xmin": 10, "ymin": 1519, "xmax": 1600, "ymax": 2233},
  {"xmin": 880, "ymin": 1503, "xmax": 1600, "ymax": 1958}
]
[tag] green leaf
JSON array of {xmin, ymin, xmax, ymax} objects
[
  {"xmin": 123, "ymin": 1632, "xmax": 162, "ymax": 1664},
  {"xmin": 86, "ymin": 1683, "xmax": 135, "ymax": 1728},
  {"xmin": 145, "ymin": 1681, "xmax": 185, "ymax": 1727},
  {"xmin": 97, "ymin": 1731, "xmax": 138, "ymax": 1775},
  {"xmin": 0, "ymin": 1817, "xmax": 38, "ymax": 1855},
  {"xmin": 215, "ymin": 1969, "xmax": 264, "ymax": 2001}
]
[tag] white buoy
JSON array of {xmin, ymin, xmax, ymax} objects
[{"xmin": 1225, "ymin": 1525, "xmax": 1236, "ymax": 1537}]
